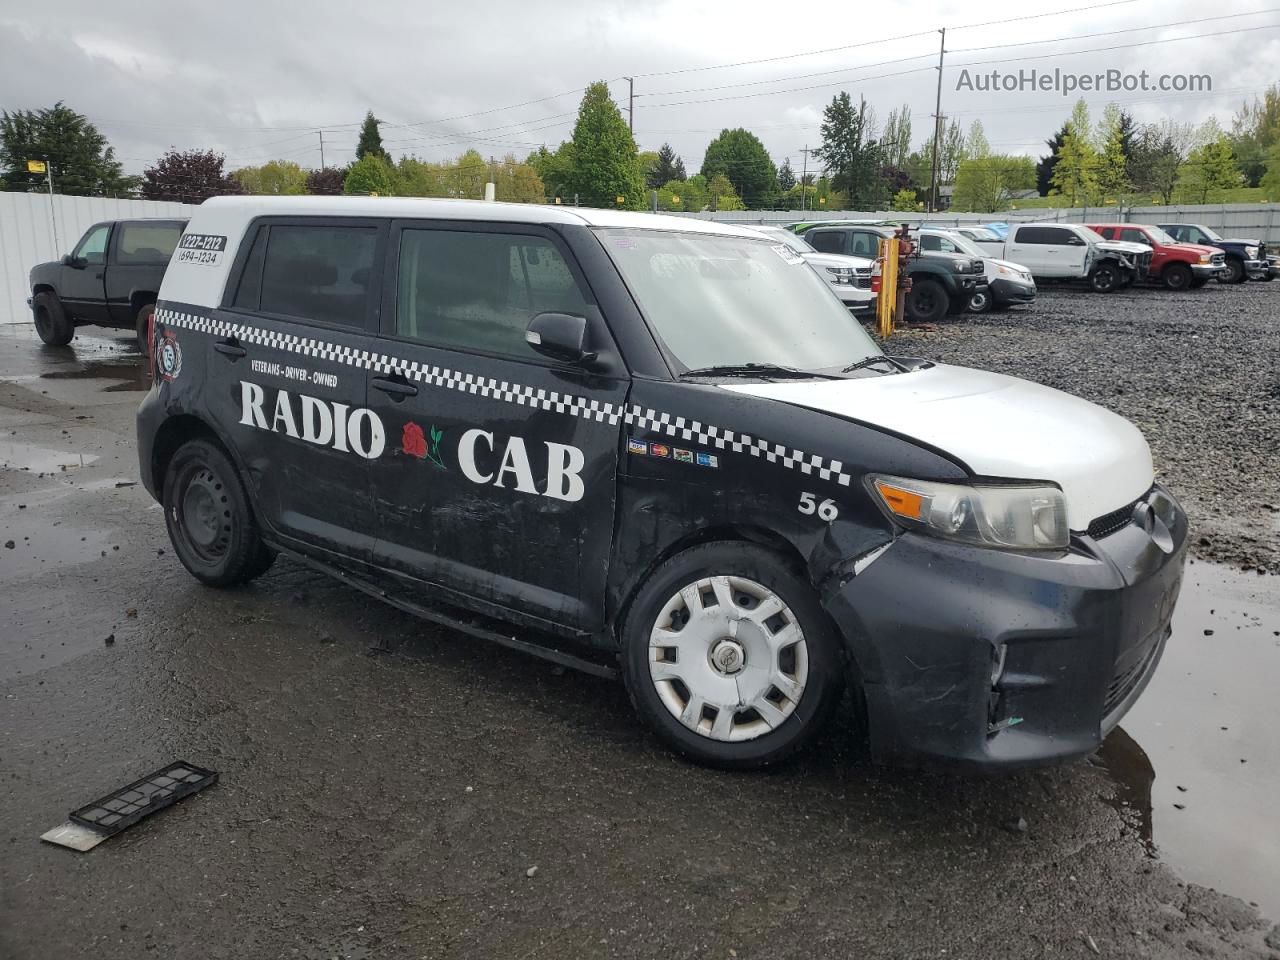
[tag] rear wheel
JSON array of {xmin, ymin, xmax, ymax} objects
[
  {"xmin": 1162, "ymin": 263, "xmax": 1193, "ymax": 291},
  {"xmin": 163, "ymin": 439, "xmax": 271, "ymax": 587},
  {"xmin": 905, "ymin": 279, "xmax": 948, "ymax": 323},
  {"xmin": 967, "ymin": 288, "xmax": 991, "ymax": 313},
  {"xmin": 134, "ymin": 303, "xmax": 155, "ymax": 355},
  {"xmin": 1088, "ymin": 263, "xmax": 1120, "ymax": 293},
  {"xmin": 622, "ymin": 542, "xmax": 844, "ymax": 769},
  {"xmin": 1221, "ymin": 258, "xmax": 1246, "ymax": 284},
  {"xmin": 32, "ymin": 291, "xmax": 73, "ymax": 346}
]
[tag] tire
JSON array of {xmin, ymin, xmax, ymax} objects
[
  {"xmin": 1162, "ymin": 263, "xmax": 1193, "ymax": 291},
  {"xmin": 1221, "ymin": 258, "xmax": 1246, "ymax": 284},
  {"xmin": 135, "ymin": 303, "xmax": 155, "ymax": 355},
  {"xmin": 905, "ymin": 279, "xmax": 948, "ymax": 323},
  {"xmin": 621, "ymin": 542, "xmax": 845, "ymax": 769},
  {"xmin": 1088, "ymin": 263, "xmax": 1120, "ymax": 293},
  {"xmin": 162, "ymin": 438, "xmax": 270, "ymax": 587},
  {"xmin": 32, "ymin": 291, "xmax": 73, "ymax": 346},
  {"xmin": 967, "ymin": 288, "xmax": 991, "ymax": 313},
  {"xmin": 1189, "ymin": 277, "xmax": 1208, "ymax": 289}
]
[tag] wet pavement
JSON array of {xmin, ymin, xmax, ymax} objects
[{"xmin": 2, "ymin": 318, "xmax": 1279, "ymax": 959}]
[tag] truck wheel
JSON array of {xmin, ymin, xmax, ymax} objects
[
  {"xmin": 621, "ymin": 542, "xmax": 844, "ymax": 769},
  {"xmin": 967, "ymin": 288, "xmax": 991, "ymax": 313},
  {"xmin": 1162, "ymin": 263, "xmax": 1193, "ymax": 291},
  {"xmin": 163, "ymin": 439, "xmax": 271, "ymax": 588},
  {"xmin": 135, "ymin": 303, "xmax": 155, "ymax": 355},
  {"xmin": 1088, "ymin": 263, "xmax": 1120, "ymax": 293},
  {"xmin": 32, "ymin": 291, "xmax": 74, "ymax": 346},
  {"xmin": 905, "ymin": 279, "xmax": 948, "ymax": 323},
  {"xmin": 1220, "ymin": 258, "xmax": 1245, "ymax": 284}
]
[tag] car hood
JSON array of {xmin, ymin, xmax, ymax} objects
[
  {"xmin": 722, "ymin": 363, "xmax": 1153, "ymax": 531},
  {"xmin": 1216, "ymin": 237, "xmax": 1260, "ymax": 247},
  {"xmin": 985, "ymin": 256, "xmax": 1032, "ymax": 276},
  {"xmin": 801, "ymin": 251, "xmax": 873, "ymax": 270},
  {"xmin": 1095, "ymin": 240, "xmax": 1151, "ymax": 256},
  {"xmin": 1166, "ymin": 242, "xmax": 1220, "ymax": 257}
]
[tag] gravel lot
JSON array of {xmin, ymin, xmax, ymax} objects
[{"xmin": 886, "ymin": 280, "xmax": 1280, "ymax": 575}]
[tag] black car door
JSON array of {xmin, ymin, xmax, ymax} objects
[
  {"xmin": 209, "ymin": 217, "xmax": 386, "ymax": 566},
  {"xmin": 367, "ymin": 219, "xmax": 628, "ymax": 632},
  {"xmin": 59, "ymin": 222, "xmax": 112, "ymax": 323}
]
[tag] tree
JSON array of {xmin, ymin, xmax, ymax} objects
[
  {"xmin": 637, "ymin": 150, "xmax": 661, "ymax": 191},
  {"xmin": 142, "ymin": 149, "xmax": 245, "ymax": 203},
  {"xmin": 657, "ymin": 174, "xmax": 706, "ymax": 212},
  {"xmin": 526, "ymin": 143, "xmax": 575, "ymax": 200},
  {"xmin": 777, "ymin": 157, "xmax": 796, "ymax": 192},
  {"xmin": 1176, "ymin": 126, "xmax": 1242, "ymax": 203},
  {"xmin": 232, "ymin": 159, "xmax": 307, "ymax": 195},
  {"xmin": 396, "ymin": 156, "xmax": 444, "ymax": 197},
  {"xmin": 939, "ymin": 119, "xmax": 967, "ymax": 183},
  {"xmin": 1130, "ymin": 119, "xmax": 1195, "ymax": 204},
  {"xmin": 566, "ymin": 81, "xmax": 643, "ymax": 208},
  {"xmin": 952, "ymin": 155, "xmax": 1036, "ymax": 212},
  {"xmin": 305, "ymin": 167, "xmax": 347, "ymax": 195},
  {"xmin": 815, "ymin": 92, "xmax": 884, "ymax": 208},
  {"xmin": 1095, "ymin": 105, "xmax": 1131, "ymax": 201},
  {"xmin": 356, "ymin": 111, "xmax": 390, "ymax": 163},
  {"xmin": 890, "ymin": 187, "xmax": 919, "ymax": 211},
  {"xmin": 966, "ymin": 120, "xmax": 990, "ymax": 159},
  {"xmin": 881, "ymin": 105, "xmax": 913, "ymax": 169},
  {"xmin": 343, "ymin": 153, "xmax": 396, "ymax": 195},
  {"xmin": 493, "ymin": 154, "xmax": 545, "ymax": 203},
  {"xmin": 446, "ymin": 149, "xmax": 489, "ymax": 199},
  {"xmin": 700, "ymin": 128, "xmax": 776, "ymax": 209},
  {"xmin": 1050, "ymin": 100, "xmax": 1099, "ymax": 206},
  {"xmin": 651, "ymin": 143, "xmax": 685, "ymax": 186},
  {"xmin": 1260, "ymin": 141, "xmax": 1280, "ymax": 201},
  {"xmin": 705, "ymin": 173, "xmax": 744, "ymax": 212},
  {"xmin": 0, "ymin": 102, "xmax": 137, "ymax": 196},
  {"xmin": 1229, "ymin": 83, "xmax": 1280, "ymax": 186},
  {"xmin": 1037, "ymin": 123, "xmax": 1069, "ymax": 197}
]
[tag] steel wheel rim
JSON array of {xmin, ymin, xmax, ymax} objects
[
  {"xmin": 969, "ymin": 291, "xmax": 988, "ymax": 311},
  {"xmin": 173, "ymin": 466, "xmax": 231, "ymax": 563},
  {"xmin": 648, "ymin": 575, "xmax": 809, "ymax": 743}
]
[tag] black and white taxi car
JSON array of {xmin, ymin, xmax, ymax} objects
[{"xmin": 138, "ymin": 196, "xmax": 1187, "ymax": 771}]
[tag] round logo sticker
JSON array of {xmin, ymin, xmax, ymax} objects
[{"xmin": 157, "ymin": 330, "xmax": 183, "ymax": 382}]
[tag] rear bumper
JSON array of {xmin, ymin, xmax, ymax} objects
[
  {"xmin": 991, "ymin": 277, "xmax": 1036, "ymax": 305},
  {"xmin": 824, "ymin": 484, "xmax": 1188, "ymax": 773}
]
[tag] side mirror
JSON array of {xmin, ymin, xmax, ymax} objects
[
  {"xmin": 1066, "ymin": 236, "xmax": 1085, "ymax": 246},
  {"xmin": 61, "ymin": 254, "xmax": 77, "ymax": 266},
  {"xmin": 526, "ymin": 312, "xmax": 596, "ymax": 366}
]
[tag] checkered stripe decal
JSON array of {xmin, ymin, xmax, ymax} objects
[{"xmin": 155, "ymin": 307, "xmax": 854, "ymax": 487}]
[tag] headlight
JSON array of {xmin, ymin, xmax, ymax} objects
[
  {"xmin": 1198, "ymin": 253, "xmax": 1210, "ymax": 263},
  {"xmin": 868, "ymin": 474, "xmax": 1069, "ymax": 550},
  {"xmin": 950, "ymin": 259, "xmax": 973, "ymax": 273},
  {"xmin": 997, "ymin": 265, "xmax": 1011, "ymax": 276},
  {"xmin": 1246, "ymin": 245, "xmax": 1259, "ymax": 259},
  {"xmin": 825, "ymin": 266, "xmax": 854, "ymax": 284}
]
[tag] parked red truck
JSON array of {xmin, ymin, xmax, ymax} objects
[{"xmin": 1085, "ymin": 223, "xmax": 1226, "ymax": 290}]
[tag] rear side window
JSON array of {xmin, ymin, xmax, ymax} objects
[
  {"xmin": 256, "ymin": 225, "xmax": 377, "ymax": 327},
  {"xmin": 117, "ymin": 222, "xmax": 183, "ymax": 265},
  {"xmin": 232, "ymin": 227, "xmax": 268, "ymax": 310},
  {"xmin": 850, "ymin": 232, "xmax": 879, "ymax": 257},
  {"xmin": 1015, "ymin": 226, "xmax": 1075, "ymax": 245},
  {"xmin": 395, "ymin": 229, "xmax": 589, "ymax": 361},
  {"xmin": 807, "ymin": 231, "xmax": 846, "ymax": 255}
]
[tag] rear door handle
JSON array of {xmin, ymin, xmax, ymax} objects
[
  {"xmin": 214, "ymin": 338, "xmax": 247, "ymax": 359},
  {"xmin": 372, "ymin": 375, "xmax": 418, "ymax": 399}
]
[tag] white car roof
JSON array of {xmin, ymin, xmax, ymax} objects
[{"xmin": 196, "ymin": 195, "xmax": 766, "ymax": 239}]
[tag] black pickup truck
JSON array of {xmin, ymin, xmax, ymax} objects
[
  {"xmin": 1156, "ymin": 223, "xmax": 1277, "ymax": 284},
  {"xmin": 796, "ymin": 222, "xmax": 988, "ymax": 322},
  {"xmin": 28, "ymin": 218, "xmax": 187, "ymax": 349}
]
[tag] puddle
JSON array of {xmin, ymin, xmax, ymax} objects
[
  {"xmin": 1099, "ymin": 559, "xmax": 1280, "ymax": 917},
  {"xmin": 40, "ymin": 357, "xmax": 148, "ymax": 392},
  {"xmin": 0, "ymin": 510, "xmax": 112, "ymax": 581},
  {"xmin": 0, "ymin": 440, "xmax": 100, "ymax": 473}
]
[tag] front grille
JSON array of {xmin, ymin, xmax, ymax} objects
[
  {"xmin": 1137, "ymin": 251, "xmax": 1153, "ymax": 271},
  {"xmin": 971, "ymin": 259, "xmax": 985, "ymax": 274},
  {"xmin": 853, "ymin": 268, "xmax": 872, "ymax": 289},
  {"xmin": 1210, "ymin": 253, "xmax": 1225, "ymax": 266},
  {"xmin": 1260, "ymin": 242, "xmax": 1268, "ymax": 260},
  {"xmin": 1087, "ymin": 500, "xmax": 1137, "ymax": 540},
  {"xmin": 1104, "ymin": 632, "xmax": 1161, "ymax": 716}
]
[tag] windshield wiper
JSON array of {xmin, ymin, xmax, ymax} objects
[
  {"xmin": 841, "ymin": 354, "xmax": 908, "ymax": 374},
  {"xmin": 680, "ymin": 363, "xmax": 838, "ymax": 380}
]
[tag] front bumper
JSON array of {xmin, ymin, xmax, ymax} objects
[
  {"xmin": 824, "ymin": 484, "xmax": 1188, "ymax": 772},
  {"xmin": 990, "ymin": 277, "xmax": 1036, "ymax": 305},
  {"xmin": 1191, "ymin": 262, "xmax": 1226, "ymax": 278},
  {"xmin": 1266, "ymin": 257, "xmax": 1280, "ymax": 279}
]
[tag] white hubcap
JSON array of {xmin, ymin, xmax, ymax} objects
[{"xmin": 648, "ymin": 575, "xmax": 809, "ymax": 742}]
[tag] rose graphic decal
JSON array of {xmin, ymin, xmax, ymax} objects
[{"xmin": 401, "ymin": 421, "xmax": 446, "ymax": 469}]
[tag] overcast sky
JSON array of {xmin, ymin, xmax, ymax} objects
[{"xmin": 1, "ymin": 0, "xmax": 1277, "ymax": 177}]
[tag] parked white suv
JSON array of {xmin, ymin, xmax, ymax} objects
[
  {"xmin": 748, "ymin": 225, "xmax": 876, "ymax": 315},
  {"xmin": 970, "ymin": 223, "xmax": 1152, "ymax": 293}
]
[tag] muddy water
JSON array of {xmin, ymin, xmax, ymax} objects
[{"xmin": 1100, "ymin": 558, "xmax": 1280, "ymax": 916}]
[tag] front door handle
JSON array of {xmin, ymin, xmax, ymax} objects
[
  {"xmin": 214, "ymin": 338, "xmax": 247, "ymax": 359},
  {"xmin": 372, "ymin": 375, "xmax": 418, "ymax": 399}
]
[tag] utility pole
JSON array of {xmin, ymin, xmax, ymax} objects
[
  {"xmin": 799, "ymin": 145, "xmax": 811, "ymax": 212},
  {"xmin": 927, "ymin": 27, "xmax": 946, "ymax": 214},
  {"xmin": 43, "ymin": 158, "xmax": 59, "ymax": 253},
  {"xmin": 625, "ymin": 77, "xmax": 634, "ymax": 135},
  {"xmin": 318, "ymin": 130, "xmax": 325, "ymax": 170}
]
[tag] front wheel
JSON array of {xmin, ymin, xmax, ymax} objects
[
  {"xmin": 622, "ymin": 542, "xmax": 844, "ymax": 769},
  {"xmin": 905, "ymin": 279, "xmax": 949, "ymax": 323},
  {"xmin": 1162, "ymin": 263, "xmax": 1192, "ymax": 291},
  {"xmin": 32, "ymin": 291, "xmax": 73, "ymax": 346},
  {"xmin": 162, "ymin": 438, "xmax": 272, "ymax": 587},
  {"xmin": 1089, "ymin": 263, "xmax": 1120, "ymax": 293},
  {"xmin": 1220, "ymin": 258, "xmax": 1245, "ymax": 284},
  {"xmin": 968, "ymin": 288, "xmax": 991, "ymax": 313}
]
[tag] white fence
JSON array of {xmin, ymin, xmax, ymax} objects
[
  {"xmin": 0, "ymin": 193, "xmax": 195, "ymax": 324},
  {"xmin": 674, "ymin": 203, "xmax": 1280, "ymax": 242}
]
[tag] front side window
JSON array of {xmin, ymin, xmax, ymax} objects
[
  {"xmin": 74, "ymin": 224, "xmax": 110, "ymax": 264},
  {"xmin": 117, "ymin": 222, "xmax": 183, "ymax": 265},
  {"xmin": 258, "ymin": 225, "xmax": 376, "ymax": 326},
  {"xmin": 396, "ymin": 229, "xmax": 589, "ymax": 360},
  {"xmin": 807, "ymin": 231, "xmax": 846, "ymax": 255},
  {"xmin": 1119, "ymin": 228, "xmax": 1150, "ymax": 245},
  {"xmin": 599, "ymin": 228, "xmax": 880, "ymax": 373}
]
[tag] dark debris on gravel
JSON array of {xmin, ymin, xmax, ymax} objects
[{"xmin": 885, "ymin": 282, "xmax": 1280, "ymax": 575}]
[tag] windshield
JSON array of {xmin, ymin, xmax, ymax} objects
[
  {"xmin": 1199, "ymin": 225, "xmax": 1223, "ymax": 241},
  {"xmin": 962, "ymin": 227, "xmax": 999, "ymax": 241},
  {"xmin": 936, "ymin": 231, "xmax": 984, "ymax": 258},
  {"xmin": 1146, "ymin": 226, "xmax": 1177, "ymax": 245},
  {"xmin": 598, "ymin": 228, "xmax": 881, "ymax": 373},
  {"xmin": 754, "ymin": 226, "xmax": 814, "ymax": 254}
]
